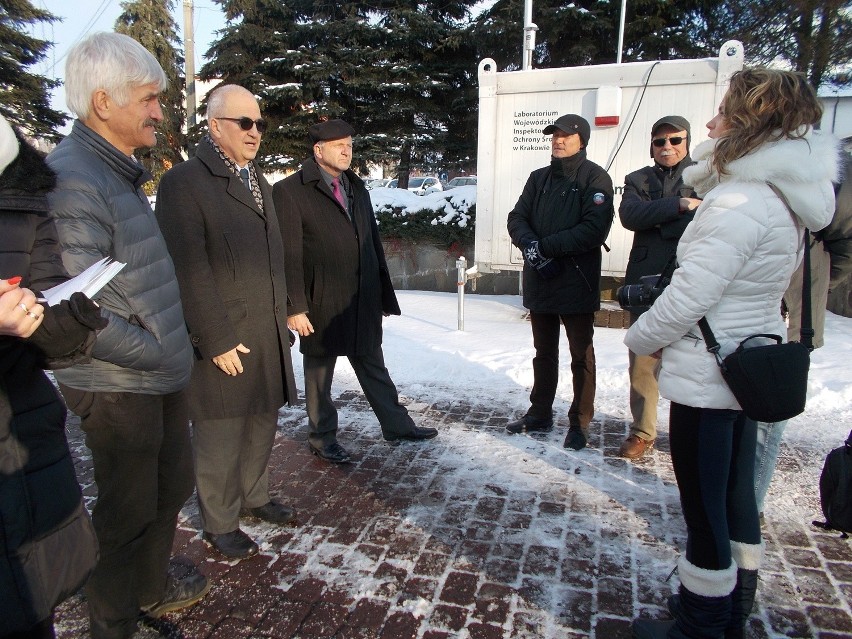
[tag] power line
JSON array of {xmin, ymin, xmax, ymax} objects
[{"xmin": 45, "ymin": 0, "xmax": 114, "ymax": 78}]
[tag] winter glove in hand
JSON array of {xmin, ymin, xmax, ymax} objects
[
  {"xmin": 68, "ymin": 292, "xmax": 108, "ymax": 330},
  {"xmin": 28, "ymin": 293, "xmax": 104, "ymax": 364},
  {"xmin": 523, "ymin": 240, "xmax": 563, "ymax": 280}
]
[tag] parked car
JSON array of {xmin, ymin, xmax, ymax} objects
[
  {"xmin": 406, "ymin": 176, "xmax": 443, "ymax": 195},
  {"xmin": 365, "ymin": 178, "xmax": 391, "ymax": 190},
  {"xmin": 445, "ymin": 176, "xmax": 477, "ymax": 190}
]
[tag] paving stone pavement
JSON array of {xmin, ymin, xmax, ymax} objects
[{"xmin": 55, "ymin": 392, "xmax": 852, "ymax": 639}]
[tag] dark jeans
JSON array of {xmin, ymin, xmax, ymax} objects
[
  {"xmin": 669, "ymin": 403, "xmax": 761, "ymax": 570},
  {"xmin": 59, "ymin": 386, "xmax": 194, "ymax": 639},
  {"xmin": 528, "ymin": 311, "xmax": 596, "ymax": 428}
]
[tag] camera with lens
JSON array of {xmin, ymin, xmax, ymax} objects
[{"xmin": 617, "ymin": 273, "xmax": 670, "ymax": 314}]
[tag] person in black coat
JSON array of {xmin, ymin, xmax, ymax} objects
[
  {"xmin": 156, "ymin": 85, "xmax": 299, "ymax": 560},
  {"xmin": 0, "ymin": 115, "xmax": 102, "ymax": 639},
  {"xmin": 273, "ymin": 119, "xmax": 437, "ymax": 464},
  {"xmin": 506, "ymin": 114, "xmax": 614, "ymax": 450},
  {"xmin": 617, "ymin": 115, "xmax": 700, "ymax": 460}
]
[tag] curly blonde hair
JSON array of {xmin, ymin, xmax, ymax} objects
[{"xmin": 713, "ymin": 68, "xmax": 823, "ymax": 176}]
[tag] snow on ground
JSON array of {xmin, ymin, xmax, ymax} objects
[{"xmin": 277, "ymin": 290, "xmax": 852, "ymax": 602}]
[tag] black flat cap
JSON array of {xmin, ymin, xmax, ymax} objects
[
  {"xmin": 542, "ymin": 114, "xmax": 591, "ymax": 147},
  {"xmin": 651, "ymin": 115, "xmax": 690, "ymax": 137},
  {"xmin": 309, "ymin": 119, "xmax": 355, "ymax": 143}
]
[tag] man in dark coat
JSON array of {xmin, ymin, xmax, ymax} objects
[
  {"xmin": 156, "ymin": 84, "xmax": 298, "ymax": 560},
  {"xmin": 617, "ymin": 115, "xmax": 700, "ymax": 460},
  {"xmin": 273, "ymin": 119, "xmax": 437, "ymax": 464},
  {"xmin": 507, "ymin": 114, "xmax": 614, "ymax": 451}
]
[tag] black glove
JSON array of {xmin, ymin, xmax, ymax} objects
[
  {"xmin": 68, "ymin": 292, "xmax": 108, "ymax": 330},
  {"xmin": 28, "ymin": 293, "xmax": 105, "ymax": 364},
  {"xmin": 522, "ymin": 240, "xmax": 563, "ymax": 280}
]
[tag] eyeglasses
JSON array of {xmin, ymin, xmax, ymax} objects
[
  {"xmin": 217, "ymin": 116, "xmax": 268, "ymax": 134},
  {"xmin": 652, "ymin": 135, "xmax": 686, "ymax": 147}
]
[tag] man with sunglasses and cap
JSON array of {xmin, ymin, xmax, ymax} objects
[
  {"xmin": 507, "ymin": 114, "xmax": 614, "ymax": 450},
  {"xmin": 155, "ymin": 84, "xmax": 299, "ymax": 559},
  {"xmin": 617, "ymin": 115, "xmax": 701, "ymax": 460},
  {"xmin": 273, "ymin": 119, "xmax": 438, "ymax": 465}
]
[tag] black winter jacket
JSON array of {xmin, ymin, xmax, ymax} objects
[
  {"xmin": 0, "ymin": 131, "xmax": 98, "ymax": 634},
  {"xmin": 273, "ymin": 157, "xmax": 400, "ymax": 357},
  {"xmin": 619, "ymin": 157, "xmax": 697, "ymax": 292},
  {"xmin": 507, "ymin": 152, "xmax": 614, "ymax": 314}
]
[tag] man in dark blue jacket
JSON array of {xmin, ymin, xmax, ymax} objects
[
  {"xmin": 618, "ymin": 115, "xmax": 700, "ymax": 460},
  {"xmin": 507, "ymin": 114, "xmax": 614, "ymax": 450}
]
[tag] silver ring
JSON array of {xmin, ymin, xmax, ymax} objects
[
  {"xmin": 18, "ymin": 303, "xmax": 28, "ymax": 312},
  {"xmin": 26, "ymin": 311, "xmax": 40, "ymax": 320}
]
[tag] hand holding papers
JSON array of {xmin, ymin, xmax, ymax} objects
[{"xmin": 40, "ymin": 257, "xmax": 126, "ymax": 307}]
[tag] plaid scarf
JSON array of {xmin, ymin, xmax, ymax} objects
[{"xmin": 205, "ymin": 134, "xmax": 264, "ymax": 211}]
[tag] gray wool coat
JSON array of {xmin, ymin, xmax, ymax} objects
[
  {"xmin": 155, "ymin": 138, "xmax": 297, "ymax": 420},
  {"xmin": 272, "ymin": 157, "xmax": 400, "ymax": 358}
]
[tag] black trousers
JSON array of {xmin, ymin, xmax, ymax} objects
[
  {"xmin": 669, "ymin": 403, "xmax": 761, "ymax": 570},
  {"xmin": 303, "ymin": 347, "xmax": 415, "ymax": 446},
  {"xmin": 528, "ymin": 311, "xmax": 596, "ymax": 428},
  {"xmin": 59, "ymin": 386, "xmax": 194, "ymax": 639},
  {"xmin": 1, "ymin": 615, "xmax": 55, "ymax": 639}
]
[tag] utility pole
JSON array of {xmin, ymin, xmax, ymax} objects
[
  {"xmin": 616, "ymin": 0, "xmax": 627, "ymax": 64},
  {"xmin": 522, "ymin": 0, "xmax": 537, "ymax": 70},
  {"xmin": 183, "ymin": 0, "xmax": 196, "ymax": 131}
]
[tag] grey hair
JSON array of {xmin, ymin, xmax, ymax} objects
[
  {"xmin": 65, "ymin": 32, "xmax": 167, "ymax": 120},
  {"xmin": 206, "ymin": 84, "xmax": 255, "ymax": 120}
]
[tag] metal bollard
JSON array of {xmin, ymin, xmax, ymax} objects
[{"xmin": 456, "ymin": 255, "xmax": 467, "ymax": 331}]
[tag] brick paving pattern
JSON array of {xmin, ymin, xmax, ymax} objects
[{"xmin": 55, "ymin": 392, "xmax": 852, "ymax": 638}]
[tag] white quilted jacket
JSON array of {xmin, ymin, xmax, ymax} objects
[{"xmin": 624, "ymin": 130, "xmax": 840, "ymax": 410}]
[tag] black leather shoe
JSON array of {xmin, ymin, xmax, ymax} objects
[
  {"xmin": 384, "ymin": 426, "xmax": 438, "ymax": 442},
  {"xmin": 506, "ymin": 415, "xmax": 553, "ymax": 434},
  {"xmin": 310, "ymin": 441, "xmax": 352, "ymax": 464},
  {"xmin": 202, "ymin": 529, "xmax": 258, "ymax": 559},
  {"xmin": 242, "ymin": 501, "xmax": 297, "ymax": 526}
]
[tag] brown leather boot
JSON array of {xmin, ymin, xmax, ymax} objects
[{"xmin": 619, "ymin": 434, "xmax": 655, "ymax": 459}]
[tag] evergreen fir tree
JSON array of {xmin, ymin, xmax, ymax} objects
[
  {"xmin": 115, "ymin": 0, "xmax": 186, "ymax": 184},
  {"xmin": 201, "ymin": 1, "xmax": 481, "ymax": 177},
  {"xmin": 470, "ymin": 0, "xmax": 719, "ymax": 72},
  {"xmin": 0, "ymin": 0, "xmax": 67, "ymax": 138}
]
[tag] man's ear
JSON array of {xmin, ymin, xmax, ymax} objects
[
  {"xmin": 208, "ymin": 117, "xmax": 221, "ymax": 140},
  {"xmin": 90, "ymin": 89, "xmax": 111, "ymax": 121}
]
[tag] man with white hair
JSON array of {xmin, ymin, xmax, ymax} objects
[
  {"xmin": 46, "ymin": 32, "xmax": 208, "ymax": 639},
  {"xmin": 156, "ymin": 84, "xmax": 299, "ymax": 560}
]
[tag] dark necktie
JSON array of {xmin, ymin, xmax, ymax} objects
[
  {"xmin": 240, "ymin": 167, "xmax": 251, "ymax": 191},
  {"xmin": 331, "ymin": 177, "xmax": 346, "ymax": 209}
]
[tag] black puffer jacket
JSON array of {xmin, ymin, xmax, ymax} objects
[
  {"xmin": 0, "ymin": 130, "xmax": 98, "ymax": 634},
  {"xmin": 619, "ymin": 157, "xmax": 697, "ymax": 291},
  {"xmin": 507, "ymin": 152, "xmax": 614, "ymax": 314}
]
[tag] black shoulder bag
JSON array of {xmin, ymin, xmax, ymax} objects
[{"xmin": 696, "ymin": 184, "xmax": 813, "ymax": 423}]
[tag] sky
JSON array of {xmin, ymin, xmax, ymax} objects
[{"xmin": 29, "ymin": 0, "xmax": 500, "ymax": 133}]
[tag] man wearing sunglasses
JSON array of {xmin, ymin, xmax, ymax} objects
[
  {"xmin": 156, "ymin": 84, "xmax": 299, "ymax": 559},
  {"xmin": 273, "ymin": 119, "xmax": 438, "ymax": 465},
  {"xmin": 618, "ymin": 115, "xmax": 702, "ymax": 460}
]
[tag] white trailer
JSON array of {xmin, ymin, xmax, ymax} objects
[{"xmin": 472, "ymin": 41, "xmax": 745, "ymax": 280}]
